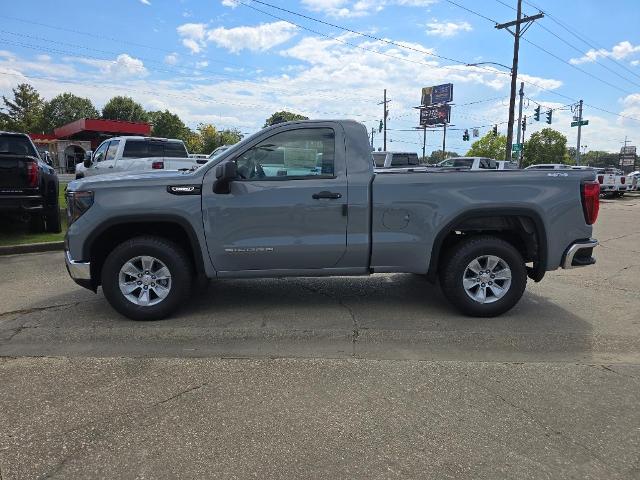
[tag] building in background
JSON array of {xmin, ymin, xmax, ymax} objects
[{"xmin": 30, "ymin": 118, "xmax": 151, "ymax": 173}]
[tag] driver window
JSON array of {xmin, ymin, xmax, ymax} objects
[
  {"xmin": 235, "ymin": 128, "xmax": 335, "ymax": 180},
  {"xmin": 93, "ymin": 142, "xmax": 109, "ymax": 162}
]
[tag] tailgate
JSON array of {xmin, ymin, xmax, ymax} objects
[{"xmin": 0, "ymin": 155, "xmax": 35, "ymax": 193}]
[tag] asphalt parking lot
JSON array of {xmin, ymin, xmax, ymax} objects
[{"xmin": 1, "ymin": 194, "xmax": 639, "ymax": 479}]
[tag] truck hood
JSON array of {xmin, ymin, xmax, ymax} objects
[{"xmin": 68, "ymin": 169, "xmax": 203, "ymax": 192}]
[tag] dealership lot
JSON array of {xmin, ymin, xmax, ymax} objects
[{"xmin": 1, "ymin": 194, "xmax": 639, "ymax": 478}]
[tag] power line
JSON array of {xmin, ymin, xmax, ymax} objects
[{"xmin": 522, "ymin": 0, "xmax": 640, "ymax": 82}]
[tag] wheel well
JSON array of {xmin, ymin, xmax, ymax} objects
[
  {"xmin": 88, "ymin": 221, "xmax": 201, "ymax": 286},
  {"xmin": 429, "ymin": 214, "xmax": 546, "ymax": 282}
]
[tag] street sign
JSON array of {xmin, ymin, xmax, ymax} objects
[
  {"xmin": 419, "ymin": 105, "xmax": 451, "ymax": 126},
  {"xmin": 472, "ymin": 128, "xmax": 479, "ymax": 138},
  {"xmin": 511, "ymin": 143, "xmax": 523, "ymax": 152},
  {"xmin": 421, "ymin": 83, "xmax": 453, "ymax": 106},
  {"xmin": 571, "ymin": 120, "xmax": 589, "ymax": 127}
]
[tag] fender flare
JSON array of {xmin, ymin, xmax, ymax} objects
[{"xmin": 426, "ymin": 207, "xmax": 548, "ymax": 282}]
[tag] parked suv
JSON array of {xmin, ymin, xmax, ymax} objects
[
  {"xmin": 373, "ymin": 151, "xmax": 420, "ymax": 168},
  {"xmin": 79, "ymin": 136, "xmax": 198, "ymax": 178},
  {"xmin": 0, "ymin": 131, "xmax": 61, "ymax": 232}
]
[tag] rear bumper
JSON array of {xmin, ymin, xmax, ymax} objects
[
  {"xmin": 65, "ymin": 249, "xmax": 93, "ymax": 289},
  {"xmin": 0, "ymin": 195, "xmax": 44, "ymax": 212},
  {"xmin": 562, "ymin": 239, "xmax": 598, "ymax": 269}
]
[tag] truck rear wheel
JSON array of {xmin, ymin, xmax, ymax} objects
[
  {"xmin": 101, "ymin": 236, "xmax": 193, "ymax": 321},
  {"xmin": 439, "ymin": 236, "xmax": 527, "ymax": 317}
]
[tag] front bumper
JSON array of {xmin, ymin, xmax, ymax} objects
[
  {"xmin": 65, "ymin": 250, "xmax": 93, "ymax": 289},
  {"xmin": 562, "ymin": 239, "xmax": 598, "ymax": 269}
]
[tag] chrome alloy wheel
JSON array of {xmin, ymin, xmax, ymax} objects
[
  {"xmin": 118, "ymin": 256, "xmax": 172, "ymax": 306},
  {"xmin": 462, "ymin": 255, "xmax": 512, "ymax": 304}
]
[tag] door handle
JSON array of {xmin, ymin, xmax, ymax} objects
[
  {"xmin": 108, "ymin": 166, "xmax": 114, "ymax": 168},
  {"xmin": 312, "ymin": 191, "xmax": 342, "ymax": 199}
]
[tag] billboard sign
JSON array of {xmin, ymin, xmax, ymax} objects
[
  {"xmin": 421, "ymin": 83, "xmax": 453, "ymax": 106},
  {"xmin": 420, "ymin": 105, "xmax": 451, "ymax": 126}
]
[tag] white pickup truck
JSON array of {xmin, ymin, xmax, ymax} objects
[
  {"xmin": 596, "ymin": 168, "xmax": 628, "ymax": 197},
  {"xmin": 439, "ymin": 157, "xmax": 518, "ymax": 170},
  {"xmin": 79, "ymin": 136, "xmax": 202, "ymax": 178}
]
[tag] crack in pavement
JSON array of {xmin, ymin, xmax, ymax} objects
[
  {"xmin": 465, "ymin": 375, "xmax": 627, "ymax": 478},
  {"xmin": 599, "ymin": 231, "xmax": 640, "ymax": 244},
  {"xmin": 7, "ymin": 380, "xmax": 211, "ymax": 479},
  {"xmin": 297, "ymin": 282, "xmax": 360, "ymax": 356},
  {"xmin": 154, "ymin": 383, "xmax": 207, "ymax": 406},
  {"xmin": 0, "ymin": 302, "xmax": 81, "ymax": 320}
]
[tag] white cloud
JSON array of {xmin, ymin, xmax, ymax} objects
[
  {"xmin": 164, "ymin": 53, "xmax": 179, "ymax": 65},
  {"xmin": 177, "ymin": 21, "xmax": 298, "ymax": 54},
  {"xmin": 425, "ymin": 20, "xmax": 472, "ymax": 37},
  {"xmin": 300, "ymin": 0, "xmax": 435, "ymax": 17},
  {"xmin": 177, "ymin": 23, "xmax": 207, "ymax": 54},
  {"xmin": 139, "ymin": 0, "xmax": 151, "ymax": 5},
  {"xmin": 631, "ymin": 60, "xmax": 639, "ymax": 66},
  {"xmin": 196, "ymin": 60, "xmax": 209, "ymax": 69},
  {"xmin": 221, "ymin": 0, "xmax": 239, "ymax": 6},
  {"xmin": 207, "ymin": 22, "xmax": 299, "ymax": 53},
  {"xmin": 569, "ymin": 40, "xmax": 640, "ymax": 64},
  {"xmin": 67, "ymin": 54, "xmax": 148, "ymax": 78}
]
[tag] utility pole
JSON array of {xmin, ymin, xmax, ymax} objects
[
  {"xmin": 370, "ymin": 128, "xmax": 375, "ymax": 149},
  {"xmin": 516, "ymin": 82, "xmax": 524, "ymax": 166},
  {"xmin": 442, "ymin": 123, "xmax": 447, "ymax": 161},
  {"xmin": 378, "ymin": 89, "xmax": 390, "ymax": 151},
  {"xmin": 575, "ymin": 99, "xmax": 583, "ymax": 165},
  {"xmin": 496, "ymin": 0, "xmax": 543, "ymax": 163},
  {"xmin": 521, "ymin": 115, "xmax": 527, "ymax": 165},
  {"xmin": 422, "ymin": 126, "xmax": 427, "ymax": 161}
]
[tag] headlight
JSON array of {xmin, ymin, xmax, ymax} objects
[{"xmin": 66, "ymin": 190, "xmax": 94, "ymax": 225}]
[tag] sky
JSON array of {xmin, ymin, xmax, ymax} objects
[{"xmin": 1, "ymin": 0, "xmax": 639, "ymax": 155}]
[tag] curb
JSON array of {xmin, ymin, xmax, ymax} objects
[{"xmin": 0, "ymin": 241, "xmax": 64, "ymax": 256}]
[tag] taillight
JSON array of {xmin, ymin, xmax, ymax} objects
[
  {"xmin": 597, "ymin": 175, "xmax": 603, "ymax": 184},
  {"xmin": 152, "ymin": 161, "xmax": 164, "ymax": 169},
  {"xmin": 26, "ymin": 161, "xmax": 39, "ymax": 187},
  {"xmin": 621, "ymin": 176, "xmax": 626, "ymax": 184},
  {"xmin": 581, "ymin": 181, "xmax": 599, "ymax": 225}
]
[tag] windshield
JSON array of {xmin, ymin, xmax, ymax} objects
[
  {"xmin": 0, "ymin": 135, "xmax": 37, "ymax": 157},
  {"xmin": 451, "ymin": 158, "xmax": 474, "ymax": 168}
]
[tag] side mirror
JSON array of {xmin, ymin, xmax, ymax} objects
[
  {"xmin": 213, "ymin": 161, "xmax": 238, "ymax": 194},
  {"xmin": 83, "ymin": 151, "xmax": 93, "ymax": 169}
]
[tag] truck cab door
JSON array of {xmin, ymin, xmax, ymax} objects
[
  {"xmin": 102, "ymin": 140, "xmax": 120, "ymax": 172},
  {"xmin": 202, "ymin": 125, "xmax": 348, "ymax": 273},
  {"xmin": 85, "ymin": 141, "xmax": 109, "ymax": 176}
]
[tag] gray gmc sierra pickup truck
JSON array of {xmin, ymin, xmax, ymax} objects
[{"xmin": 64, "ymin": 120, "xmax": 600, "ymax": 320}]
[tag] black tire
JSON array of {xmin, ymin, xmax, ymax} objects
[
  {"xmin": 28, "ymin": 214, "xmax": 45, "ymax": 233},
  {"xmin": 45, "ymin": 204, "xmax": 62, "ymax": 233},
  {"xmin": 439, "ymin": 235, "xmax": 527, "ymax": 317},
  {"xmin": 101, "ymin": 236, "xmax": 193, "ymax": 321}
]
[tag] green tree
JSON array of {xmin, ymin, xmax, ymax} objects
[
  {"xmin": 428, "ymin": 150, "xmax": 460, "ymax": 163},
  {"xmin": 102, "ymin": 96, "xmax": 148, "ymax": 122},
  {"xmin": 522, "ymin": 128, "xmax": 569, "ymax": 167},
  {"xmin": 466, "ymin": 132, "xmax": 507, "ymax": 160},
  {"xmin": 190, "ymin": 123, "xmax": 243, "ymax": 154},
  {"xmin": 264, "ymin": 110, "xmax": 308, "ymax": 127},
  {"xmin": 582, "ymin": 150, "xmax": 619, "ymax": 168},
  {"xmin": 0, "ymin": 83, "xmax": 45, "ymax": 132},
  {"xmin": 147, "ymin": 110, "xmax": 189, "ymax": 139},
  {"xmin": 41, "ymin": 93, "xmax": 99, "ymax": 132}
]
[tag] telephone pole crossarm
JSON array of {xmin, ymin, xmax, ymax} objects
[{"xmin": 495, "ymin": 13, "xmax": 544, "ymax": 33}]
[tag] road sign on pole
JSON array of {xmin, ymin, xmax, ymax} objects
[
  {"xmin": 511, "ymin": 143, "xmax": 523, "ymax": 152},
  {"xmin": 571, "ymin": 120, "xmax": 589, "ymax": 127}
]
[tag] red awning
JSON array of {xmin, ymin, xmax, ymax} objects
[{"xmin": 54, "ymin": 118, "xmax": 151, "ymax": 138}]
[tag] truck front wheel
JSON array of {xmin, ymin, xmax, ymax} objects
[
  {"xmin": 439, "ymin": 236, "xmax": 527, "ymax": 317},
  {"xmin": 101, "ymin": 236, "xmax": 193, "ymax": 321}
]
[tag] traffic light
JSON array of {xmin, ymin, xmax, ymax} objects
[
  {"xmin": 378, "ymin": 120, "xmax": 383, "ymax": 133},
  {"xmin": 546, "ymin": 109, "xmax": 553, "ymax": 124},
  {"xmin": 463, "ymin": 129, "xmax": 469, "ymax": 141},
  {"xmin": 492, "ymin": 125, "xmax": 498, "ymax": 137},
  {"xmin": 534, "ymin": 105, "xmax": 541, "ymax": 121}
]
